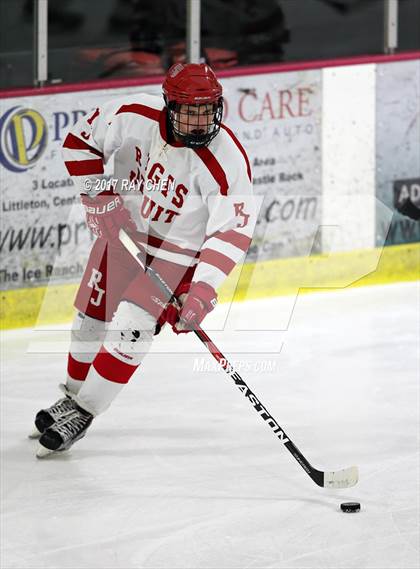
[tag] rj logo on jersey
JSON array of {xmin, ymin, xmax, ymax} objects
[
  {"xmin": 88, "ymin": 269, "xmax": 105, "ymax": 307},
  {"xmin": 0, "ymin": 106, "xmax": 48, "ymax": 172}
]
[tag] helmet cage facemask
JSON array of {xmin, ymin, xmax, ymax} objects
[{"xmin": 166, "ymin": 98, "xmax": 223, "ymax": 148}]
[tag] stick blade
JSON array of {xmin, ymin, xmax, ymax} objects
[{"xmin": 324, "ymin": 465, "xmax": 358, "ymax": 488}]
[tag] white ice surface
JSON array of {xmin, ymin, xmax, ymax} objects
[{"xmin": 1, "ymin": 282, "xmax": 419, "ymax": 569}]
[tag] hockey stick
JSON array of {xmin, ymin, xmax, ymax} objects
[{"xmin": 119, "ymin": 228, "xmax": 358, "ymax": 489}]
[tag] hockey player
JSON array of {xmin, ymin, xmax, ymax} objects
[{"xmin": 32, "ymin": 63, "xmax": 256, "ymax": 457}]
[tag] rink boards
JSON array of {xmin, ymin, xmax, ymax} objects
[
  {"xmin": 1, "ymin": 54, "xmax": 419, "ymax": 329},
  {"xmin": 1, "ymin": 241, "xmax": 418, "ymax": 330}
]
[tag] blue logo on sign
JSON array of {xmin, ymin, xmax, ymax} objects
[{"xmin": 0, "ymin": 106, "xmax": 48, "ymax": 172}]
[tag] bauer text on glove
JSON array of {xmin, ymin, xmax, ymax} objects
[{"xmin": 81, "ymin": 193, "xmax": 136, "ymax": 240}]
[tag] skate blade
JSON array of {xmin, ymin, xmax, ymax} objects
[
  {"xmin": 28, "ymin": 426, "xmax": 42, "ymax": 439},
  {"xmin": 36, "ymin": 444, "xmax": 56, "ymax": 458}
]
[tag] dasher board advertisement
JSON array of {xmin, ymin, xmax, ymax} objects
[{"xmin": 0, "ymin": 68, "xmax": 322, "ymax": 291}]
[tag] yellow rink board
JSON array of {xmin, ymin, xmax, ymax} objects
[{"xmin": 1, "ymin": 242, "xmax": 419, "ymax": 330}]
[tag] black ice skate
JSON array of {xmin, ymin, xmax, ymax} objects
[
  {"xmin": 36, "ymin": 404, "xmax": 93, "ymax": 458},
  {"xmin": 29, "ymin": 384, "xmax": 74, "ymax": 439}
]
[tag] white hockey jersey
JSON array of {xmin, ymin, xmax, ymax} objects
[{"xmin": 62, "ymin": 93, "xmax": 256, "ymax": 292}]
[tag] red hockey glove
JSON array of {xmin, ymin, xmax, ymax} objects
[
  {"xmin": 165, "ymin": 281, "xmax": 217, "ymax": 334},
  {"xmin": 81, "ymin": 193, "xmax": 136, "ymax": 240}
]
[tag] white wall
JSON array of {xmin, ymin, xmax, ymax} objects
[{"xmin": 322, "ymin": 64, "xmax": 376, "ymax": 252}]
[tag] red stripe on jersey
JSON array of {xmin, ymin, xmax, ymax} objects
[
  {"xmin": 67, "ymin": 354, "xmax": 90, "ymax": 381},
  {"xmin": 221, "ymin": 124, "xmax": 252, "ymax": 182},
  {"xmin": 116, "ymin": 103, "xmax": 161, "ymax": 122},
  {"xmin": 207, "ymin": 229, "xmax": 251, "ymax": 252},
  {"xmin": 194, "ymin": 147, "xmax": 229, "ymax": 196},
  {"xmin": 65, "ymin": 159, "xmax": 104, "ymax": 176},
  {"xmin": 200, "ymin": 248, "xmax": 236, "ymax": 275},
  {"xmin": 135, "ymin": 231, "xmax": 200, "ymax": 258},
  {"xmin": 93, "ymin": 346, "xmax": 138, "ymax": 384},
  {"xmin": 63, "ymin": 133, "xmax": 104, "ymax": 159}
]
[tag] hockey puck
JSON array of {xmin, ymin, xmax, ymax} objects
[{"xmin": 340, "ymin": 502, "xmax": 361, "ymax": 513}]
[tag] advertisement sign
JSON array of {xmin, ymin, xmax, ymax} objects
[
  {"xmin": 0, "ymin": 69, "xmax": 322, "ymax": 292},
  {"xmin": 0, "ymin": 85, "xmax": 159, "ymax": 291},
  {"xmin": 393, "ymin": 177, "xmax": 420, "ymax": 208},
  {"xmin": 222, "ymin": 70, "xmax": 322, "ymax": 261},
  {"xmin": 376, "ymin": 59, "xmax": 420, "ymax": 245}
]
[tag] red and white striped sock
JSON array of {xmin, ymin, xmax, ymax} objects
[
  {"xmin": 76, "ymin": 346, "xmax": 141, "ymax": 414},
  {"xmin": 65, "ymin": 312, "xmax": 106, "ymax": 394},
  {"xmin": 66, "ymin": 353, "xmax": 91, "ymax": 394}
]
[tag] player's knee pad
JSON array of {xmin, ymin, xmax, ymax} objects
[
  {"xmin": 103, "ymin": 302, "xmax": 155, "ymax": 367},
  {"xmin": 70, "ymin": 312, "xmax": 106, "ymax": 359}
]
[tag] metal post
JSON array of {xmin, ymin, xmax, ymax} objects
[
  {"xmin": 34, "ymin": 0, "xmax": 48, "ymax": 86},
  {"xmin": 186, "ymin": 0, "xmax": 201, "ymax": 63},
  {"xmin": 384, "ymin": 0, "xmax": 398, "ymax": 54}
]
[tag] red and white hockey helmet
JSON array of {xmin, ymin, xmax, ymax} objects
[{"xmin": 162, "ymin": 63, "xmax": 223, "ymax": 148}]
